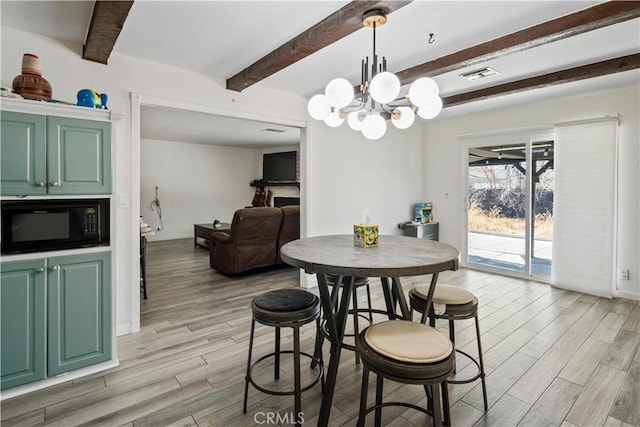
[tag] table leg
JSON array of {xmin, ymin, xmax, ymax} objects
[
  {"xmin": 391, "ymin": 277, "xmax": 411, "ymax": 320},
  {"xmin": 193, "ymin": 227, "xmax": 197, "ymax": 247},
  {"xmin": 420, "ymin": 272, "xmax": 440, "ymax": 324},
  {"xmin": 317, "ymin": 273, "xmax": 354, "ymax": 427},
  {"xmin": 380, "ymin": 277, "xmax": 395, "ymax": 319}
]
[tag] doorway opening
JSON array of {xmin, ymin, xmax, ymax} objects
[
  {"xmin": 129, "ymin": 92, "xmax": 309, "ymax": 333},
  {"xmin": 466, "ymin": 140, "xmax": 554, "ymax": 279}
]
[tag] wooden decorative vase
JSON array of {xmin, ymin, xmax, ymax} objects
[{"xmin": 12, "ymin": 53, "xmax": 52, "ymax": 101}]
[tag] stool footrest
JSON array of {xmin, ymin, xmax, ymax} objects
[
  {"xmin": 359, "ymin": 401, "xmax": 447, "ymax": 426},
  {"xmin": 248, "ymin": 350, "xmax": 323, "ymax": 396},
  {"xmin": 447, "ymin": 348, "xmax": 483, "ymax": 385}
]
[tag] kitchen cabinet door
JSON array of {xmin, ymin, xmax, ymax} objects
[
  {"xmin": 0, "ymin": 111, "xmax": 47, "ymax": 196},
  {"xmin": 47, "ymin": 252, "xmax": 111, "ymax": 375},
  {"xmin": 0, "ymin": 259, "xmax": 46, "ymax": 389},
  {"xmin": 46, "ymin": 116, "xmax": 111, "ymax": 195}
]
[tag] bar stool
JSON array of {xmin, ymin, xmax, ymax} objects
[
  {"xmin": 409, "ymin": 283, "xmax": 488, "ymax": 410},
  {"xmin": 243, "ymin": 289, "xmax": 323, "ymax": 426},
  {"xmin": 357, "ymin": 320, "xmax": 455, "ymax": 427}
]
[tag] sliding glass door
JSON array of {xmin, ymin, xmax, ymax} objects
[{"xmin": 465, "ymin": 138, "xmax": 554, "ymax": 279}]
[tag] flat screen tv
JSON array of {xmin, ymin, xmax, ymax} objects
[{"xmin": 263, "ymin": 151, "xmax": 297, "ymax": 182}]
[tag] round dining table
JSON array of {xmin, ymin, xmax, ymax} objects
[{"xmin": 280, "ymin": 234, "xmax": 460, "ymax": 426}]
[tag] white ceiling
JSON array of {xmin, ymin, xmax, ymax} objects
[
  {"xmin": 2, "ymin": 1, "xmax": 639, "ymax": 147},
  {"xmin": 140, "ymin": 105, "xmax": 300, "ymax": 148}
]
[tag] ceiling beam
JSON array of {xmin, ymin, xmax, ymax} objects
[
  {"xmin": 226, "ymin": 1, "xmax": 412, "ymax": 92},
  {"xmin": 442, "ymin": 53, "xmax": 640, "ymax": 108},
  {"xmin": 83, "ymin": 0, "xmax": 134, "ymax": 65},
  {"xmin": 394, "ymin": 1, "xmax": 640, "ymax": 86}
]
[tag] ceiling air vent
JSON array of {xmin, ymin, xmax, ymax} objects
[
  {"xmin": 260, "ymin": 128, "xmax": 286, "ymax": 133},
  {"xmin": 460, "ymin": 67, "xmax": 500, "ymax": 81}
]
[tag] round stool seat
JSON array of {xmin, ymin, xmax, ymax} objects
[
  {"xmin": 410, "ymin": 284, "xmax": 478, "ymax": 318},
  {"xmin": 252, "ymin": 289, "xmax": 320, "ymax": 325},
  {"xmin": 413, "ymin": 283, "xmax": 474, "ymax": 305},
  {"xmin": 365, "ymin": 320, "xmax": 452, "ymax": 363},
  {"xmin": 255, "ymin": 289, "xmax": 316, "ymax": 311},
  {"xmin": 359, "ymin": 321, "xmax": 455, "ymax": 383}
]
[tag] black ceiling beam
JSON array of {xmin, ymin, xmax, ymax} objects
[
  {"xmin": 226, "ymin": 1, "xmax": 412, "ymax": 92},
  {"xmin": 442, "ymin": 53, "xmax": 640, "ymax": 108},
  {"xmin": 393, "ymin": 1, "xmax": 640, "ymax": 88},
  {"xmin": 83, "ymin": 1, "xmax": 135, "ymax": 65}
]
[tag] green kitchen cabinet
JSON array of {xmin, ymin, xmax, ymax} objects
[
  {"xmin": 0, "ymin": 252, "xmax": 111, "ymax": 390},
  {"xmin": 0, "ymin": 111, "xmax": 47, "ymax": 196},
  {"xmin": 47, "ymin": 252, "xmax": 112, "ymax": 375},
  {"xmin": 0, "ymin": 112, "xmax": 111, "ymax": 196},
  {"xmin": 0, "ymin": 259, "xmax": 47, "ymax": 389}
]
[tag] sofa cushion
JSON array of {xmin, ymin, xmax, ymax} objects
[{"xmin": 277, "ymin": 205, "xmax": 300, "ymax": 263}]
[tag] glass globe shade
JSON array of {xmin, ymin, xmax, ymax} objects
[
  {"xmin": 347, "ymin": 110, "xmax": 365, "ymax": 131},
  {"xmin": 369, "ymin": 72, "xmax": 401, "ymax": 104},
  {"xmin": 325, "ymin": 78, "xmax": 354, "ymax": 109},
  {"xmin": 361, "ymin": 113, "xmax": 387, "ymax": 140},
  {"xmin": 323, "ymin": 110, "xmax": 345, "ymax": 127},
  {"xmin": 307, "ymin": 94, "xmax": 331, "ymax": 120},
  {"xmin": 417, "ymin": 96, "xmax": 443, "ymax": 119},
  {"xmin": 408, "ymin": 77, "xmax": 439, "ymax": 108},
  {"xmin": 391, "ymin": 107, "xmax": 415, "ymax": 129}
]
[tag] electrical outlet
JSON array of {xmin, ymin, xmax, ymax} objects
[{"xmin": 619, "ymin": 269, "xmax": 630, "ymax": 280}]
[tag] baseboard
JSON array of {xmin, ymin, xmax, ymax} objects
[
  {"xmin": 614, "ymin": 290, "xmax": 640, "ymax": 301},
  {"xmin": 146, "ymin": 233, "xmax": 191, "ymax": 242},
  {"xmin": 0, "ymin": 358, "xmax": 119, "ymax": 400}
]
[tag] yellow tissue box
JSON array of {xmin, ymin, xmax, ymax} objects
[{"xmin": 354, "ymin": 224, "xmax": 379, "ymax": 248}]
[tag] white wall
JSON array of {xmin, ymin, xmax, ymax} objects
[
  {"xmin": 140, "ymin": 139, "xmax": 257, "ymax": 240},
  {"xmin": 308, "ymin": 123, "xmax": 424, "ymax": 237},
  {"xmin": 422, "ymin": 87, "xmax": 640, "ymax": 300}
]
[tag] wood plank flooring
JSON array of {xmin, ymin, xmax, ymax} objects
[{"xmin": 2, "ymin": 238, "xmax": 639, "ymax": 426}]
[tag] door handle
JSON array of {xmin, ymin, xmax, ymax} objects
[
  {"xmin": 35, "ymin": 181, "xmax": 45, "ymax": 187},
  {"xmin": 50, "ymin": 181, "xmax": 60, "ymax": 187},
  {"xmin": 35, "ymin": 267, "xmax": 44, "ymax": 273},
  {"xmin": 49, "ymin": 265, "xmax": 59, "ymax": 272}
]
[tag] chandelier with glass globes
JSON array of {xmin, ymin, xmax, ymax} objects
[{"xmin": 307, "ymin": 9, "xmax": 443, "ymax": 140}]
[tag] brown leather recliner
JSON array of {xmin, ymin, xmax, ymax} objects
[
  {"xmin": 209, "ymin": 207, "xmax": 283, "ymax": 275},
  {"xmin": 277, "ymin": 205, "xmax": 300, "ymax": 263}
]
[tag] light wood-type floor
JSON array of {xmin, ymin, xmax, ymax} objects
[{"xmin": 2, "ymin": 238, "xmax": 639, "ymax": 426}]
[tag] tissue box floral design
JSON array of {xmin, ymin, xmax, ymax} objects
[{"xmin": 354, "ymin": 224, "xmax": 379, "ymax": 248}]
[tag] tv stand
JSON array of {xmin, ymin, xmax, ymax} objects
[{"xmin": 250, "ymin": 179, "xmax": 300, "ymax": 188}]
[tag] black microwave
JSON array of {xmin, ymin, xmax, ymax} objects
[{"xmin": 1, "ymin": 199, "xmax": 109, "ymax": 254}]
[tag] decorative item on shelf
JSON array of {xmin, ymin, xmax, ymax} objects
[
  {"xmin": 77, "ymin": 89, "xmax": 108, "ymax": 109},
  {"xmin": 12, "ymin": 53, "xmax": 52, "ymax": 101},
  {"xmin": 213, "ymin": 219, "xmax": 221, "ymax": 229},
  {"xmin": 307, "ymin": 9, "xmax": 442, "ymax": 140},
  {"xmin": 414, "ymin": 202, "xmax": 433, "ymax": 224},
  {"xmin": 354, "ymin": 209, "xmax": 379, "ymax": 248}
]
